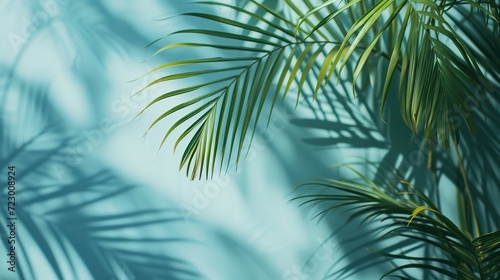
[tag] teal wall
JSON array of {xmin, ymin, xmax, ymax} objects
[{"xmin": 1, "ymin": 1, "xmax": 499, "ymax": 280}]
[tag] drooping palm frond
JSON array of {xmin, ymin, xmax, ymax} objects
[
  {"xmin": 138, "ymin": 0, "xmax": 369, "ymax": 180},
  {"xmin": 294, "ymin": 164, "xmax": 500, "ymax": 279},
  {"xmin": 299, "ymin": 0, "xmax": 499, "ymax": 147}
]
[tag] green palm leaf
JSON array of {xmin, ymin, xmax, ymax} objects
[
  {"xmin": 298, "ymin": 0, "xmax": 498, "ymax": 147},
  {"xmin": 295, "ymin": 164, "xmax": 500, "ymax": 279},
  {"xmin": 139, "ymin": 1, "xmax": 355, "ymax": 179}
]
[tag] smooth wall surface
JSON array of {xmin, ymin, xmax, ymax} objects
[{"xmin": 1, "ymin": 1, "xmax": 499, "ymax": 280}]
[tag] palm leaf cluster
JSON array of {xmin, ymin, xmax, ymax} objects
[
  {"xmin": 300, "ymin": 0, "xmax": 499, "ymax": 146},
  {"xmin": 295, "ymin": 165, "xmax": 500, "ymax": 279},
  {"xmin": 140, "ymin": 0, "xmax": 498, "ymax": 179}
]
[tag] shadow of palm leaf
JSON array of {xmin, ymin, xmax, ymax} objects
[
  {"xmin": 445, "ymin": 7, "xmax": 500, "ymax": 235},
  {"xmin": 318, "ymin": 225, "xmax": 419, "ymax": 280},
  {"xmin": 2, "ymin": 2, "xmax": 281, "ymax": 278},
  {"xmin": 290, "ymin": 118, "xmax": 387, "ymax": 148},
  {"xmin": 452, "ymin": 95, "xmax": 500, "ymax": 234},
  {"xmin": 0, "ymin": 128, "xmax": 202, "ymax": 280},
  {"xmin": 54, "ymin": 209, "xmax": 200, "ymax": 280},
  {"xmin": 3, "ymin": 0, "xmax": 154, "ymax": 125},
  {"xmin": 210, "ymin": 230, "xmax": 281, "ymax": 280}
]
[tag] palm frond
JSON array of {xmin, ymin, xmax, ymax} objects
[
  {"xmin": 299, "ymin": 0, "xmax": 499, "ymax": 148},
  {"xmin": 141, "ymin": 0, "xmax": 499, "ymax": 179},
  {"xmin": 139, "ymin": 1, "xmax": 368, "ymax": 179},
  {"xmin": 474, "ymin": 229, "xmax": 500, "ymax": 279},
  {"xmin": 295, "ymin": 164, "xmax": 500, "ymax": 279}
]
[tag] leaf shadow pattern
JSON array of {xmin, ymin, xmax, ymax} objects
[
  {"xmin": 447, "ymin": 7, "xmax": 500, "ymax": 235},
  {"xmin": 0, "ymin": 127, "xmax": 202, "ymax": 280},
  {"xmin": 210, "ymin": 230, "xmax": 282, "ymax": 280},
  {"xmin": 3, "ymin": 0, "xmax": 154, "ymax": 125},
  {"xmin": 317, "ymin": 224, "xmax": 419, "ymax": 280}
]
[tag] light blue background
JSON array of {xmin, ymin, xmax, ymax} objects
[{"xmin": 1, "ymin": 1, "xmax": 499, "ymax": 280}]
